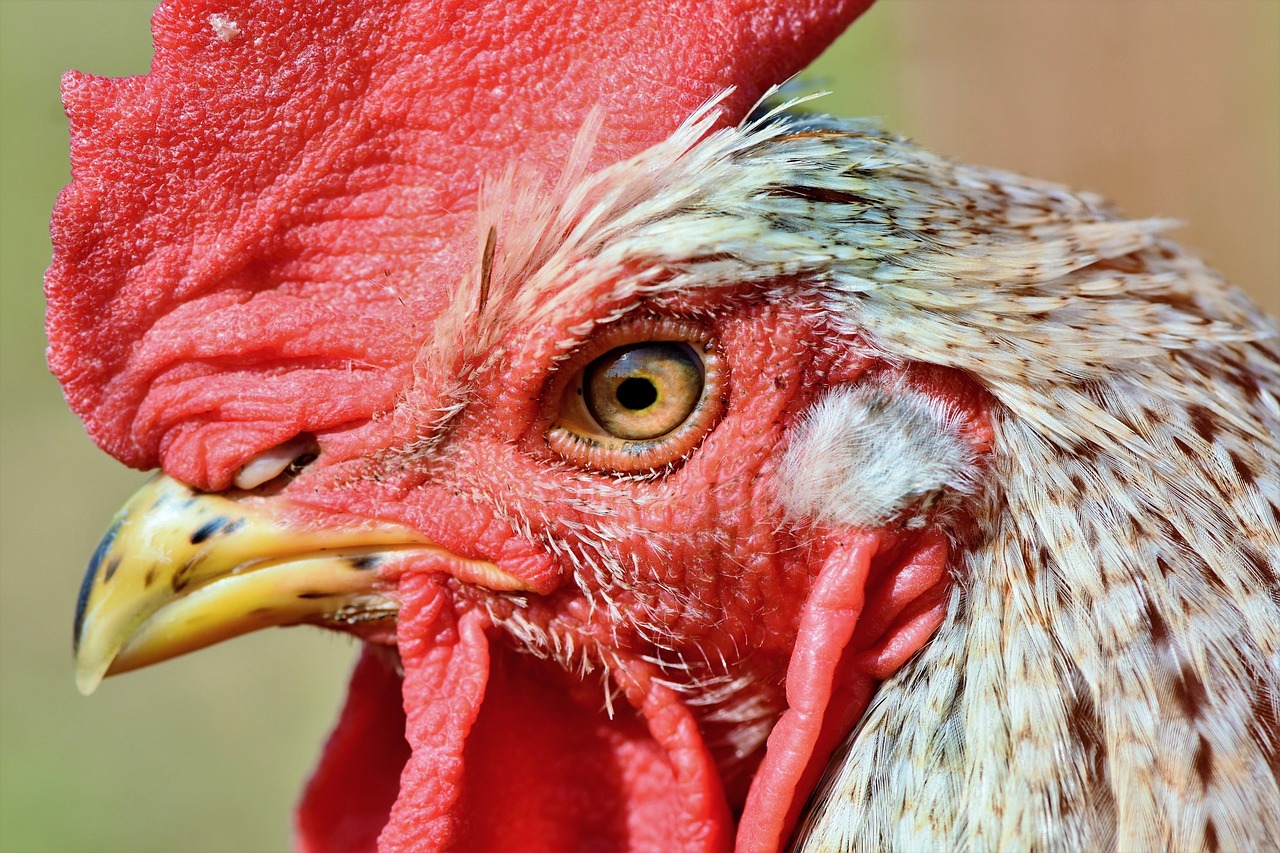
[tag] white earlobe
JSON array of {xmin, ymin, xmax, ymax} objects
[{"xmin": 777, "ymin": 382, "xmax": 980, "ymax": 528}]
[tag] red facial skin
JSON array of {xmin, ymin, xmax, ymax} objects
[{"xmin": 270, "ymin": 293, "xmax": 988, "ymax": 850}]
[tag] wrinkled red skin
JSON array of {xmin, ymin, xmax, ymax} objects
[
  {"xmin": 276, "ymin": 294, "xmax": 985, "ymax": 850},
  {"xmin": 42, "ymin": 0, "xmax": 996, "ymax": 850},
  {"xmin": 46, "ymin": 0, "xmax": 872, "ymax": 491}
]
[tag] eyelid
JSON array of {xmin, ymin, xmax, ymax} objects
[{"xmin": 544, "ymin": 317, "xmax": 726, "ymax": 474}]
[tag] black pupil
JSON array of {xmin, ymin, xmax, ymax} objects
[{"xmin": 616, "ymin": 377, "xmax": 658, "ymax": 410}]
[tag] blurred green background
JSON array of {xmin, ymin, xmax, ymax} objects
[{"xmin": 0, "ymin": 1, "xmax": 1276, "ymax": 851}]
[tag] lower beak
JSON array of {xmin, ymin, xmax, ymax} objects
[{"xmin": 73, "ymin": 474, "xmax": 496, "ymax": 695}]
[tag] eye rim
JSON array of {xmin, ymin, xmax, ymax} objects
[{"xmin": 545, "ymin": 317, "xmax": 727, "ymax": 474}]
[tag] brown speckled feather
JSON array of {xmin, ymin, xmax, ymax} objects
[{"xmin": 767, "ymin": 116, "xmax": 1280, "ymax": 852}]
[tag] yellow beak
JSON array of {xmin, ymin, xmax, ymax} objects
[{"xmin": 73, "ymin": 474, "xmax": 500, "ymax": 695}]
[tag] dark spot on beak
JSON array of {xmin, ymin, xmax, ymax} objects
[
  {"xmin": 221, "ymin": 518, "xmax": 245, "ymax": 536},
  {"xmin": 298, "ymin": 592, "xmax": 330, "ymax": 600},
  {"xmin": 190, "ymin": 517, "xmax": 228, "ymax": 544},
  {"xmin": 350, "ymin": 556, "xmax": 378, "ymax": 570},
  {"xmin": 144, "ymin": 566, "xmax": 158, "ymax": 588},
  {"xmin": 74, "ymin": 518, "xmax": 122, "ymax": 651},
  {"xmin": 171, "ymin": 560, "xmax": 196, "ymax": 593},
  {"xmin": 103, "ymin": 556, "xmax": 123, "ymax": 583}
]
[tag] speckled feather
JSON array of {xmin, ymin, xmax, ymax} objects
[{"xmin": 455, "ymin": 102, "xmax": 1279, "ymax": 851}]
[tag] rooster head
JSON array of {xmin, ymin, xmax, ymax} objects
[
  {"xmin": 46, "ymin": 1, "xmax": 974, "ymax": 850},
  {"xmin": 49, "ymin": 1, "xmax": 1280, "ymax": 851}
]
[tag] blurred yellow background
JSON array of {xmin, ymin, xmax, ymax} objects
[{"xmin": 1, "ymin": 1, "xmax": 1276, "ymax": 851}]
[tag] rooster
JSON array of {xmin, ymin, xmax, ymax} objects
[{"xmin": 48, "ymin": 0, "xmax": 1278, "ymax": 851}]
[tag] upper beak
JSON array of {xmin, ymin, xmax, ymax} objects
[{"xmin": 72, "ymin": 474, "xmax": 514, "ymax": 695}]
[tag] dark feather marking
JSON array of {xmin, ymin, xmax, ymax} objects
[
  {"xmin": 1187, "ymin": 405, "xmax": 1218, "ymax": 443},
  {"xmin": 1174, "ymin": 662, "xmax": 1209, "ymax": 722},
  {"xmin": 1145, "ymin": 594, "xmax": 1171, "ymax": 647},
  {"xmin": 1145, "ymin": 288, "xmax": 1201, "ymax": 314},
  {"xmin": 1234, "ymin": 368, "xmax": 1262, "ymax": 403},
  {"xmin": 479, "ymin": 225, "xmax": 497, "ymax": 312},
  {"xmin": 1162, "ymin": 521, "xmax": 1193, "ymax": 554},
  {"xmin": 1194, "ymin": 734, "xmax": 1214, "ymax": 788},
  {"xmin": 1241, "ymin": 545, "xmax": 1278, "ymax": 591},
  {"xmin": 1068, "ymin": 438, "xmax": 1103, "ymax": 463},
  {"xmin": 1018, "ymin": 539, "xmax": 1038, "ymax": 584},
  {"xmin": 1065, "ymin": 669, "xmax": 1114, "ymax": 822},
  {"xmin": 1205, "ymin": 818, "xmax": 1220, "ymax": 853},
  {"xmin": 1228, "ymin": 450, "xmax": 1257, "ymax": 488},
  {"xmin": 1194, "ymin": 549, "xmax": 1229, "ymax": 594},
  {"xmin": 768, "ymin": 184, "xmax": 871, "ymax": 207}
]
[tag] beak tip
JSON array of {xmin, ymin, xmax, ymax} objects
[
  {"xmin": 70, "ymin": 474, "xmax": 417, "ymax": 689},
  {"xmin": 75, "ymin": 664, "xmax": 106, "ymax": 696},
  {"xmin": 73, "ymin": 607, "xmax": 117, "ymax": 696}
]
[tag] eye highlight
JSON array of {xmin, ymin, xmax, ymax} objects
[{"xmin": 547, "ymin": 319, "xmax": 725, "ymax": 473}]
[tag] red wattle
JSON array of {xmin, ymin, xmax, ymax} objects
[
  {"xmin": 736, "ymin": 531, "xmax": 883, "ymax": 852},
  {"xmin": 736, "ymin": 528, "xmax": 954, "ymax": 851},
  {"xmin": 297, "ymin": 647, "xmax": 411, "ymax": 853},
  {"xmin": 379, "ymin": 576, "xmax": 493, "ymax": 850},
  {"xmin": 374, "ymin": 572, "xmax": 731, "ymax": 851}
]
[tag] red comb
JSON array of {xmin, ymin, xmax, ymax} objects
[{"xmin": 46, "ymin": 0, "xmax": 871, "ymax": 488}]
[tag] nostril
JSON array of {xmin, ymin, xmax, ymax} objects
[{"xmin": 233, "ymin": 434, "xmax": 320, "ymax": 490}]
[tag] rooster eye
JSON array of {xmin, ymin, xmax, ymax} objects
[
  {"xmin": 547, "ymin": 322, "xmax": 725, "ymax": 473},
  {"xmin": 584, "ymin": 343, "xmax": 704, "ymax": 440}
]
